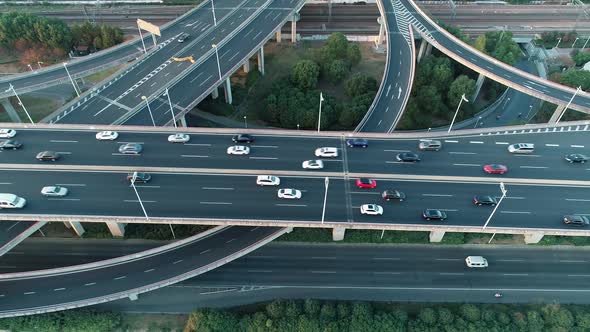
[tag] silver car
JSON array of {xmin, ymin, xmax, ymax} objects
[{"xmin": 119, "ymin": 143, "xmax": 143, "ymax": 155}]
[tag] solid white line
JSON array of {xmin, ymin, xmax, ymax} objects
[
  {"xmin": 181, "ymin": 155, "xmax": 209, "ymax": 158},
  {"xmin": 500, "ymin": 211, "xmax": 531, "ymax": 214},
  {"xmin": 439, "ymin": 209, "xmax": 458, "ymax": 212},
  {"xmin": 568, "ymin": 274, "xmax": 590, "ymax": 277},
  {"xmin": 57, "ymin": 151, "xmax": 72, "ymax": 154},
  {"xmin": 202, "ymin": 187, "xmax": 234, "ymax": 190},
  {"xmin": 449, "ymin": 152, "xmax": 476, "ymax": 155},
  {"xmin": 565, "ymin": 198, "xmax": 590, "ymax": 202},
  {"xmin": 248, "ymin": 270, "xmax": 272, "ymax": 273},
  {"xmin": 200, "ymin": 201, "xmax": 232, "ymax": 205},
  {"xmin": 124, "ymin": 200, "xmax": 157, "ymax": 203},
  {"xmin": 310, "ymin": 270, "xmax": 336, "ymax": 274},
  {"xmin": 469, "ymin": 141, "xmax": 484, "ymax": 144},
  {"xmin": 200, "ymin": 249, "xmax": 211, "ymax": 255},
  {"xmin": 48, "ymin": 198, "xmax": 80, "ymax": 201},
  {"xmin": 439, "ymin": 273, "xmax": 465, "ymax": 276},
  {"xmin": 503, "ymin": 273, "xmax": 529, "ymax": 276},
  {"xmin": 252, "ymin": 145, "xmax": 278, "ymax": 148},
  {"xmin": 55, "ymin": 183, "xmax": 86, "ymax": 186},
  {"xmin": 495, "ymin": 142, "xmax": 509, "ymax": 145},
  {"xmin": 249, "ymin": 157, "xmax": 278, "ymax": 160},
  {"xmin": 572, "ymin": 145, "xmax": 585, "ymax": 148},
  {"xmin": 505, "ymin": 196, "xmax": 525, "ymax": 200},
  {"xmin": 113, "ymin": 276, "xmax": 126, "ymax": 280},
  {"xmin": 311, "ymin": 256, "xmax": 337, "ymax": 259},
  {"xmin": 184, "ymin": 143, "xmax": 212, "ymax": 146},
  {"xmin": 444, "ymin": 140, "xmax": 459, "ymax": 143},
  {"xmin": 275, "ymin": 203, "xmax": 307, "ymax": 207},
  {"xmin": 373, "ymin": 272, "xmax": 401, "ymax": 275},
  {"xmin": 519, "ymin": 166, "xmax": 548, "ymax": 169},
  {"xmin": 435, "ymin": 258, "xmax": 461, "ymax": 261},
  {"xmin": 453, "ymin": 163, "xmax": 481, "ymax": 167},
  {"xmin": 53, "ymin": 288, "xmax": 66, "ymax": 291},
  {"xmin": 0, "ymin": 183, "xmax": 11, "ymax": 185},
  {"xmin": 372, "ymin": 257, "xmax": 400, "ymax": 261},
  {"xmin": 112, "ymin": 153, "xmax": 140, "ymax": 156},
  {"xmin": 422, "ymin": 194, "xmax": 453, "ymax": 197},
  {"xmin": 50, "ymin": 140, "xmax": 78, "ymax": 143},
  {"xmin": 350, "ymin": 192, "xmax": 380, "ymax": 195},
  {"xmin": 173, "ymin": 260, "xmax": 183, "ymax": 265},
  {"xmin": 545, "ymin": 144, "xmax": 560, "ymax": 147},
  {"xmin": 560, "ymin": 260, "xmax": 586, "ymax": 263},
  {"xmin": 514, "ymin": 154, "xmax": 541, "ymax": 157}
]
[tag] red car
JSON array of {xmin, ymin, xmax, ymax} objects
[
  {"xmin": 483, "ymin": 164, "xmax": 508, "ymax": 175},
  {"xmin": 356, "ymin": 178, "xmax": 377, "ymax": 189}
]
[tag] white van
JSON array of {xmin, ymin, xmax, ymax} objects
[
  {"xmin": 0, "ymin": 193, "xmax": 26, "ymax": 209},
  {"xmin": 465, "ymin": 256, "xmax": 488, "ymax": 268},
  {"xmin": 508, "ymin": 143, "xmax": 535, "ymax": 154}
]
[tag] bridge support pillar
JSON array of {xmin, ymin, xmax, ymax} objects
[
  {"xmin": 425, "ymin": 43, "xmax": 432, "ymax": 57},
  {"xmin": 178, "ymin": 114, "xmax": 187, "ymax": 127},
  {"xmin": 417, "ymin": 40, "xmax": 427, "ymax": 63},
  {"xmin": 332, "ymin": 226, "xmax": 346, "ymax": 241},
  {"xmin": 257, "ymin": 47, "xmax": 265, "ymax": 75},
  {"xmin": 0, "ymin": 98, "xmax": 22, "ymax": 123},
  {"xmin": 128, "ymin": 293, "xmax": 139, "ymax": 301},
  {"xmin": 472, "ymin": 73, "xmax": 486, "ymax": 101},
  {"xmin": 429, "ymin": 230, "xmax": 445, "ymax": 243},
  {"xmin": 376, "ymin": 16, "xmax": 385, "ymax": 46},
  {"xmin": 290, "ymin": 12, "xmax": 300, "ymax": 43},
  {"xmin": 211, "ymin": 87, "xmax": 219, "ymax": 99},
  {"xmin": 524, "ymin": 232, "xmax": 544, "ymax": 244},
  {"xmin": 224, "ymin": 77, "xmax": 232, "ymax": 104},
  {"xmin": 106, "ymin": 222, "xmax": 126, "ymax": 237},
  {"xmin": 549, "ymin": 104, "xmax": 566, "ymax": 124},
  {"xmin": 64, "ymin": 221, "xmax": 85, "ymax": 237},
  {"xmin": 275, "ymin": 30, "xmax": 282, "ymax": 43},
  {"xmin": 243, "ymin": 60, "xmax": 250, "ymax": 73}
]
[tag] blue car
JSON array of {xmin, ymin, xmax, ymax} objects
[{"xmin": 346, "ymin": 138, "xmax": 369, "ymax": 148}]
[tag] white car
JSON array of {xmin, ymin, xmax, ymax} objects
[
  {"xmin": 302, "ymin": 160, "xmax": 324, "ymax": 169},
  {"xmin": 360, "ymin": 204, "xmax": 383, "ymax": 215},
  {"xmin": 227, "ymin": 145, "xmax": 250, "ymax": 155},
  {"xmin": 168, "ymin": 133, "xmax": 190, "ymax": 143},
  {"xmin": 277, "ymin": 188, "xmax": 302, "ymax": 199},
  {"xmin": 256, "ymin": 175, "xmax": 280, "ymax": 186},
  {"xmin": 95, "ymin": 131, "xmax": 119, "ymax": 141},
  {"xmin": 0, "ymin": 129, "xmax": 16, "ymax": 138},
  {"xmin": 315, "ymin": 147, "xmax": 338, "ymax": 158},
  {"xmin": 41, "ymin": 186, "xmax": 69, "ymax": 197}
]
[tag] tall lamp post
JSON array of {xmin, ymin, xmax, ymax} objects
[
  {"xmin": 131, "ymin": 172, "xmax": 175, "ymax": 239},
  {"xmin": 525, "ymin": 105, "xmax": 533, "ymax": 119},
  {"xmin": 141, "ymin": 96, "xmax": 156, "ymax": 126},
  {"xmin": 317, "ymin": 92, "xmax": 324, "ymax": 133},
  {"xmin": 556, "ymin": 86, "xmax": 582, "ymax": 123},
  {"xmin": 243, "ymin": 116, "xmax": 247, "ymax": 128},
  {"xmin": 27, "ymin": 64, "xmax": 34, "ymax": 73},
  {"xmin": 554, "ymin": 37, "xmax": 562, "ymax": 49},
  {"xmin": 211, "ymin": 0, "xmax": 217, "ymax": 26},
  {"xmin": 474, "ymin": 116, "xmax": 482, "ymax": 128},
  {"xmin": 5, "ymin": 84, "xmax": 34, "ymax": 124},
  {"xmin": 37, "ymin": 61, "xmax": 43, "ymax": 70},
  {"xmin": 483, "ymin": 182, "xmax": 507, "ymax": 230},
  {"xmin": 63, "ymin": 62, "xmax": 80, "ymax": 97},
  {"xmin": 573, "ymin": 37, "xmax": 580, "ymax": 48},
  {"xmin": 164, "ymin": 88, "xmax": 177, "ymax": 128},
  {"xmin": 321, "ymin": 177, "xmax": 329, "ymax": 224},
  {"xmin": 583, "ymin": 36, "xmax": 590, "ymax": 50},
  {"xmin": 212, "ymin": 44, "xmax": 222, "ymax": 82},
  {"xmin": 448, "ymin": 94, "xmax": 468, "ymax": 133}
]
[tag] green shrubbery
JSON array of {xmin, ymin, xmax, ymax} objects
[{"xmin": 0, "ymin": 310, "xmax": 121, "ymax": 332}]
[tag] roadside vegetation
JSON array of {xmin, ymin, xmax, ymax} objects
[{"xmin": 79, "ymin": 223, "xmax": 212, "ymax": 240}]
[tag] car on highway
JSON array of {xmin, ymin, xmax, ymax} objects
[
  {"xmin": 41, "ymin": 186, "xmax": 68, "ymax": 197},
  {"xmin": 95, "ymin": 131, "xmax": 119, "ymax": 141},
  {"xmin": 277, "ymin": 188, "xmax": 302, "ymax": 199},
  {"xmin": 473, "ymin": 195, "xmax": 497, "ymax": 206},
  {"xmin": 0, "ymin": 139, "xmax": 22, "ymax": 150},
  {"xmin": 0, "ymin": 193, "xmax": 26, "ymax": 209},
  {"xmin": 508, "ymin": 143, "xmax": 534, "ymax": 154},
  {"xmin": 422, "ymin": 209, "xmax": 447, "ymax": 221},
  {"xmin": 418, "ymin": 140, "xmax": 442, "ymax": 151},
  {"xmin": 227, "ymin": 145, "xmax": 250, "ymax": 155},
  {"xmin": 396, "ymin": 152, "xmax": 420, "ymax": 162},
  {"xmin": 382, "ymin": 190, "xmax": 406, "ymax": 201},
  {"xmin": 356, "ymin": 178, "xmax": 377, "ymax": 189},
  {"xmin": 465, "ymin": 256, "xmax": 488, "ymax": 268},
  {"xmin": 232, "ymin": 134, "xmax": 254, "ymax": 143},
  {"xmin": 168, "ymin": 133, "xmax": 190, "ymax": 143},
  {"xmin": 565, "ymin": 153, "xmax": 589, "ymax": 163},
  {"xmin": 483, "ymin": 164, "xmax": 508, "ymax": 174},
  {"xmin": 302, "ymin": 160, "xmax": 324, "ymax": 169},
  {"xmin": 177, "ymin": 33, "xmax": 190, "ymax": 43},
  {"xmin": 315, "ymin": 147, "xmax": 338, "ymax": 158},
  {"xmin": 0, "ymin": 129, "xmax": 16, "ymax": 138},
  {"xmin": 563, "ymin": 215, "xmax": 590, "ymax": 227},
  {"xmin": 127, "ymin": 172, "xmax": 151, "ymax": 183},
  {"xmin": 346, "ymin": 138, "xmax": 369, "ymax": 148},
  {"xmin": 118, "ymin": 143, "xmax": 143, "ymax": 155},
  {"xmin": 360, "ymin": 204, "xmax": 383, "ymax": 215},
  {"xmin": 36, "ymin": 151, "xmax": 60, "ymax": 161},
  {"xmin": 256, "ymin": 175, "xmax": 280, "ymax": 186}
]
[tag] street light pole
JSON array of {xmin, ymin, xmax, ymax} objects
[
  {"xmin": 37, "ymin": 61, "xmax": 43, "ymax": 69},
  {"xmin": 130, "ymin": 172, "xmax": 150, "ymax": 221},
  {"xmin": 5, "ymin": 84, "xmax": 34, "ymax": 124},
  {"xmin": 556, "ymin": 86, "xmax": 582, "ymax": 123},
  {"xmin": 211, "ymin": 0, "xmax": 217, "ymax": 26},
  {"xmin": 27, "ymin": 64, "xmax": 34, "ymax": 73},
  {"xmin": 321, "ymin": 177, "xmax": 329, "ymax": 224},
  {"xmin": 63, "ymin": 62, "xmax": 80, "ymax": 97},
  {"xmin": 243, "ymin": 116, "xmax": 247, "ymax": 128},
  {"xmin": 137, "ymin": 22, "xmax": 147, "ymax": 53},
  {"xmin": 483, "ymin": 182, "xmax": 507, "ymax": 230},
  {"xmin": 554, "ymin": 37, "xmax": 562, "ymax": 49},
  {"xmin": 474, "ymin": 116, "xmax": 482, "ymax": 128},
  {"xmin": 317, "ymin": 92, "xmax": 324, "ymax": 133},
  {"xmin": 141, "ymin": 95, "xmax": 156, "ymax": 126},
  {"xmin": 212, "ymin": 44, "xmax": 222, "ymax": 81},
  {"xmin": 164, "ymin": 88, "xmax": 177, "ymax": 128},
  {"xmin": 448, "ymin": 94, "xmax": 468, "ymax": 133},
  {"xmin": 573, "ymin": 37, "xmax": 580, "ymax": 48},
  {"xmin": 583, "ymin": 36, "xmax": 590, "ymax": 49},
  {"xmin": 526, "ymin": 105, "xmax": 533, "ymax": 119}
]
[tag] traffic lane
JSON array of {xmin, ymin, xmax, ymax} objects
[
  {"xmin": 0, "ymin": 226, "xmax": 283, "ymax": 313},
  {"xmin": 0, "ymin": 221, "xmax": 37, "ymax": 249}
]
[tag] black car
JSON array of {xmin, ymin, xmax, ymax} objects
[
  {"xmin": 36, "ymin": 151, "xmax": 60, "ymax": 161},
  {"xmin": 127, "ymin": 172, "xmax": 152, "ymax": 183},
  {"xmin": 473, "ymin": 195, "xmax": 498, "ymax": 206},
  {"xmin": 422, "ymin": 209, "xmax": 447, "ymax": 221},
  {"xmin": 232, "ymin": 134, "xmax": 254, "ymax": 143},
  {"xmin": 0, "ymin": 139, "xmax": 22, "ymax": 150},
  {"xmin": 565, "ymin": 154, "xmax": 589, "ymax": 163},
  {"xmin": 396, "ymin": 152, "xmax": 420, "ymax": 162},
  {"xmin": 346, "ymin": 138, "xmax": 369, "ymax": 148},
  {"xmin": 563, "ymin": 215, "xmax": 590, "ymax": 227},
  {"xmin": 382, "ymin": 190, "xmax": 406, "ymax": 201}
]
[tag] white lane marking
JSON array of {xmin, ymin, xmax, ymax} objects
[
  {"xmin": 226, "ymin": 238, "xmax": 236, "ymax": 243},
  {"xmin": 275, "ymin": 203, "xmax": 307, "ymax": 207},
  {"xmin": 251, "ymin": 145, "xmax": 278, "ymax": 148},
  {"xmin": 48, "ymin": 198, "xmax": 81, "ymax": 201},
  {"xmin": 55, "ymin": 183, "xmax": 86, "ymax": 186},
  {"xmin": 132, "ymin": 185, "xmax": 160, "ymax": 189},
  {"xmin": 444, "ymin": 140, "xmax": 459, "ymax": 143},
  {"xmin": 84, "ymin": 282, "xmax": 96, "ymax": 286},
  {"xmin": 114, "ymin": 276, "xmax": 126, "ymax": 280},
  {"xmin": 514, "ymin": 154, "xmax": 541, "ymax": 157},
  {"xmin": 568, "ymin": 274, "xmax": 590, "ymax": 277},
  {"xmin": 199, "ymin": 249, "xmax": 212, "ymax": 255},
  {"xmin": 53, "ymin": 288, "xmax": 66, "ymax": 291},
  {"xmin": 200, "ymin": 201, "xmax": 232, "ymax": 205},
  {"xmin": 560, "ymin": 260, "xmax": 586, "ymax": 263},
  {"xmin": 57, "ymin": 151, "xmax": 72, "ymax": 154},
  {"xmin": 311, "ymin": 256, "xmax": 337, "ymax": 259},
  {"xmin": 377, "ymin": 120, "xmax": 382, "ymax": 126},
  {"xmin": 311, "ymin": 270, "xmax": 337, "ymax": 274},
  {"xmin": 505, "ymin": 196, "xmax": 525, "ymax": 200},
  {"xmin": 497, "ymin": 259, "xmax": 525, "ymax": 262},
  {"xmin": 500, "ymin": 211, "xmax": 531, "ymax": 214},
  {"xmin": 24, "ymin": 291, "xmax": 35, "ymax": 295},
  {"xmin": 112, "ymin": 153, "xmax": 141, "ymax": 156},
  {"xmin": 469, "ymin": 141, "xmax": 484, "ymax": 144},
  {"xmin": 249, "ymin": 157, "xmax": 278, "ymax": 160},
  {"xmin": 373, "ymin": 272, "xmax": 401, "ymax": 275},
  {"xmin": 384, "ymin": 149, "xmax": 410, "ymax": 152},
  {"xmin": 449, "ymin": 152, "xmax": 476, "ymax": 155},
  {"xmin": 519, "ymin": 166, "xmax": 548, "ymax": 169},
  {"xmin": 124, "ymin": 200, "xmax": 157, "ymax": 203},
  {"xmin": 248, "ymin": 270, "xmax": 272, "ymax": 273},
  {"xmin": 50, "ymin": 140, "xmax": 78, "ymax": 143},
  {"xmin": 202, "ymin": 187, "xmax": 234, "ymax": 190},
  {"xmin": 546, "ymin": 144, "xmax": 560, "ymax": 147},
  {"xmin": 422, "ymin": 194, "xmax": 453, "ymax": 197},
  {"xmin": 372, "ymin": 257, "xmax": 400, "ymax": 261},
  {"xmin": 181, "ymin": 155, "xmax": 209, "ymax": 158},
  {"xmin": 144, "ymin": 268, "xmax": 155, "ymax": 273},
  {"xmin": 435, "ymin": 258, "xmax": 461, "ymax": 261},
  {"xmin": 173, "ymin": 259, "xmax": 183, "ymax": 264},
  {"xmin": 438, "ymin": 209, "xmax": 458, "ymax": 212},
  {"xmin": 439, "ymin": 273, "xmax": 465, "ymax": 276},
  {"xmin": 495, "ymin": 142, "xmax": 509, "ymax": 145},
  {"xmin": 565, "ymin": 198, "xmax": 590, "ymax": 202},
  {"xmin": 503, "ymin": 273, "xmax": 529, "ymax": 276},
  {"xmin": 184, "ymin": 143, "xmax": 212, "ymax": 146},
  {"xmin": 453, "ymin": 163, "xmax": 481, "ymax": 167},
  {"xmin": 0, "ymin": 183, "xmax": 11, "ymax": 185},
  {"xmin": 572, "ymin": 145, "xmax": 585, "ymax": 148},
  {"xmin": 350, "ymin": 191, "xmax": 380, "ymax": 195}
]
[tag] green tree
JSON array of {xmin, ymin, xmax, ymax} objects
[
  {"xmin": 460, "ymin": 304, "xmax": 481, "ymax": 323},
  {"xmin": 304, "ymin": 299, "xmax": 321, "ymax": 317},
  {"xmin": 325, "ymin": 59, "xmax": 349, "ymax": 83},
  {"xmin": 560, "ymin": 69, "xmax": 590, "ymax": 90},
  {"xmin": 573, "ymin": 51, "xmax": 590, "ymax": 66},
  {"xmin": 438, "ymin": 307, "xmax": 454, "ymax": 325},
  {"xmin": 473, "ymin": 35, "xmax": 487, "ymax": 52},
  {"xmin": 291, "ymin": 60, "xmax": 320, "ymax": 90},
  {"xmin": 62, "ymin": 310, "xmax": 122, "ymax": 332},
  {"xmin": 285, "ymin": 300, "xmax": 302, "ymax": 318},
  {"xmin": 439, "ymin": 23, "xmax": 469, "ymax": 43},
  {"xmin": 527, "ymin": 310, "xmax": 545, "ymax": 332},
  {"xmin": 344, "ymin": 73, "xmax": 377, "ymax": 97},
  {"xmin": 448, "ymin": 75, "xmax": 476, "ymax": 106},
  {"xmin": 322, "ymin": 32, "xmax": 349, "ymax": 61},
  {"xmin": 350, "ymin": 302, "xmax": 374, "ymax": 332},
  {"xmin": 418, "ymin": 308, "xmax": 437, "ymax": 326},
  {"xmin": 266, "ymin": 300, "xmax": 285, "ymax": 319},
  {"xmin": 483, "ymin": 30, "xmax": 521, "ymax": 65},
  {"xmin": 319, "ymin": 303, "xmax": 337, "ymax": 321},
  {"xmin": 347, "ymin": 43, "xmax": 362, "ymax": 65}
]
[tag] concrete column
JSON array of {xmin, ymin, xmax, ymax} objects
[
  {"xmin": 425, "ymin": 43, "xmax": 433, "ymax": 57},
  {"xmin": 377, "ymin": 17, "xmax": 385, "ymax": 46},
  {"xmin": 429, "ymin": 230, "xmax": 445, "ymax": 243},
  {"xmin": 128, "ymin": 293, "xmax": 139, "ymax": 301},
  {"xmin": 211, "ymin": 87, "xmax": 219, "ymax": 99},
  {"xmin": 64, "ymin": 221, "xmax": 85, "ymax": 237},
  {"xmin": 471, "ymin": 73, "xmax": 486, "ymax": 101},
  {"xmin": 178, "ymin": 114, "xmax": 187, "ymax": 127},
  {"xmin": 275, "ymin": 30, "xmax": 282, "ymax": 43},
  {"xmin": 243, "ymin": 60, "xmax": 250, "ymax": 73},
  {"xmin": 524, "ymin": 232, "xmax": 544, "ymax": 244},
  {"xmin": 290, "ymin": 12, "xmax": 300, "ymax": 43},
  {"xmin": 332, "ymin": 226, "xmax": 346, "ymax": 241},
  {"xmin": 417, "ymin": 40, "xmax": 427, "ymax": 63},
  {"xmin": 257, "ymin": 47, "xmax": 265, "ymax": 75},
  {"xmin": 106, "ymin": 222, "xmax": 126, "ymax": 237},
  {"xmin": 0, "ymin": 98, "xmax": 22, "ymax": 123},
  {"xmin": 549, "ymin": 104, "xmax": 566, "ymax": 124},
  {"xmin": 224, "ymin": 77, "xmax": 232, "ymax": 104}
]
